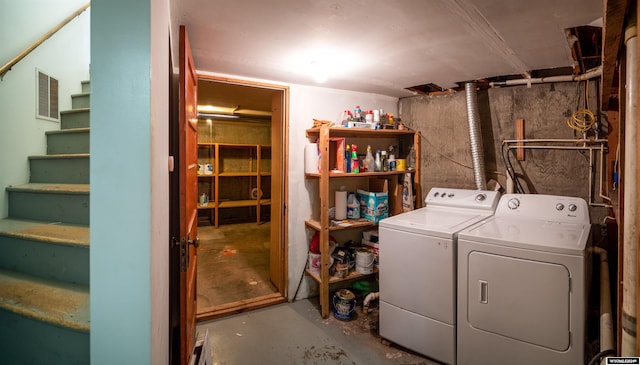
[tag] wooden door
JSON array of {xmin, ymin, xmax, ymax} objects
[
  {"xmin": 179, "ymin": 25, "xmax": 199, "ymax": 365},
  {"xmin": 269, "ymin": 91, "xmax": 285, "ymax": 292}
]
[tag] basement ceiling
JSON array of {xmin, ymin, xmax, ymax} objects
[{"xmin": 174, "ymin": 0, "xmax": 602, "ymax": 98}]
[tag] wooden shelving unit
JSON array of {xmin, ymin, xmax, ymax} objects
[
  {"xmin": 198, "ymin": 143, "xmax": 271, "ymax": 227},
  {"xmin": 305, "ymin": 125, "xmax": 421, "ymax": 318}
]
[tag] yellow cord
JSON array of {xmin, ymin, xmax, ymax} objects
[
  {"xmin": 567, "ymin": 109, "xmax": 595, "ymax": 132},
  {"xmin": 568, "ymin": 81, "xmax": 595, "ymax": 133}
]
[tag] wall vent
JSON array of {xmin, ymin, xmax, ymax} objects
[{"xmin": 36, "ymin": 69, "xmax": 59, "ymax": 121}]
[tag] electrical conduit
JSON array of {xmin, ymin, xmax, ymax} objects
[{"xmin": 465, "ymin": 82, "xmax": 487, "ymax": 190}]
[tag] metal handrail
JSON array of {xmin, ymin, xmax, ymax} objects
[{"xmin": 0, "ymin": 2, "xmax": 90, "ymax": 80}]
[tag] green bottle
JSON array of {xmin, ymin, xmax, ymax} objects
[{"xmin": 350, "ymin": 144, "xmax": 359, "ymax": 173}]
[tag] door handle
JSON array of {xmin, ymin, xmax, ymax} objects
[
  {"xmin": 479, "ymin": 280, "xmax": 488, "ymax": 304},
  {"xmin": 188, "ymin": 237, "xmax": 200, "ymax": 248}
]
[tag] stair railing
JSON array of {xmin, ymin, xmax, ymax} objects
[{"xmin": 0, "ymin": 2, "xmax": 90, "ymax": 80}]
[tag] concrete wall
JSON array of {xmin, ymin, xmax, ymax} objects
[
  {"xmin": 0, "ymin": 1, "xmax": 90, "ymax": 218},
  {"xmin": 399, "ymin": 81, "xmax": 609, "ymax": 222}
]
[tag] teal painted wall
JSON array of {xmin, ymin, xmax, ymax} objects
[
  {"xmin": 0, "ymin": 0, "xmax": 90, "ymax": 218},
  {"xmin": 90, "ymin": 0, "xmax": 169, "ymax": 363}
]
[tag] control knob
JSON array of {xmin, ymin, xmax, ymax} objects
[
  {"xmin": 507, "ymin": 198, "xmax": 520, "ymax": 210},
  {"xmin": 556, "ymin": 203, "xmax": 565, "ymax": 211},
  {"xmin": 475, "ymin": 193, "xmax": 486, "ymax": 201},
  {"xmin": 568, "ymin": 204, "xmax": 577, "ymax": 212}
]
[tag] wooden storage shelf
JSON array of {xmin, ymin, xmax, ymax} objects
[
  {"xmin": 217, "ymin": 199, "xmax": 272, "ymax": 208},
  {"xmin": 305, "ymin": 124, "xmax": 421, "ymax": 318},
  {"xmin": 305, "ymin": 126, "xmax": 416, "ymax": 138},
  {"xmin": 304, "ymin": 170, "xmax": 414, "ymax": 178},
  {"xmin": 198, "ymin": 142, "xmax": 271, "ymax": 227},
  {"xmin": 305, "ymin": 268, "xmax": 379, "ymax": 285},
  {"xmin": 305, "ymin": 218, "xmax": 375, "ymax": 231},
  {"xmin": 218, "ymin": 172, "xmax": 259, "ymax": 177}
]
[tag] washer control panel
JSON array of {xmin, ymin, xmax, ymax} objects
[
  {"xmin": 425, "ymin": 188, "xmax": 500, "ymax": 211},
  {"xmin": 497, "ymin": 194, "xmax": 589, "ymax": 224}
]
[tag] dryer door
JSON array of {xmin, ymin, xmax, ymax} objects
[{"xmin": 466, "ymin": 251, "xmax": 570, "ymax": 351}]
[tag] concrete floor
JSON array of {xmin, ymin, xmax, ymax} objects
[
  {"xmin": 196, "ymin": 298, "xmax": 437, "ymax": 365},
  {"xmin": 197, "ymin": 222, "xmax": 277, "ymax": 311}
]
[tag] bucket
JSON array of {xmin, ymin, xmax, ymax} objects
[
  {"xmin": 356, "ymin": 248, "xmax": 374, "ymax": 274},
  {"xmin": 333, "ymin": 289, "xmax": 356, "ymax": 320},
  {"xmin": 308, "ymin": 253, "xmax": 321, "ymax": 275}
]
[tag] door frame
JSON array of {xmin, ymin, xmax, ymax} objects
[{"xmin": 194, "ymin": 74, "xmax": 289, "ymax": 321}]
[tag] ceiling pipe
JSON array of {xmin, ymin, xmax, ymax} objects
[
  {"xmin": 465, "ymin": 82, "xmax": 487, "ymax": 190},
  {"xmin": 489, "ymin": 65, "xmax": 602, "ymax": 88}
]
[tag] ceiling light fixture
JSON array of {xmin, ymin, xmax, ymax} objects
[{"xmin": 198, "ymin": 113, "xmax": 240, "ymax": 119}]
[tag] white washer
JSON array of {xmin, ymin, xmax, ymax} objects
[
  {"xmin": 379, "ymin": 188, "xmax": 500, "ymax": 365},
  {"xmin": 456, "ymin": 194, "xmax": 592, "ymax": 365}
]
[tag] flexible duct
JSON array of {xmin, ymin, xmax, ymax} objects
[
  {"xmin": 622, "ymin": 20, "xmax": 638, "ymax": 356},
  {"xmin": 465, "ymin": 82, "xmax": 487, "ymax": 190}
]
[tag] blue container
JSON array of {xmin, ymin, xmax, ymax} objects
[{"xmin": 333, "ymin": 289, "xmax": 356, "ymax": 320}]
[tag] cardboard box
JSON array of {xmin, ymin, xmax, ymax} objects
[
  {"xmin": 357, "ymin": 179, "xmax": 388, "ymax": 223},
  {"xmin": 328, "ymin": 138, "xmax": 345, "ymax": 172},
  {"xmin": 386, "ymin": 177, "xmax": 403, "ymax": 216}
]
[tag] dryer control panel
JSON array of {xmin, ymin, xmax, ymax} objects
[
  {"xmin": 425, "ymin": 187, "xmax": 499, "ymax": 211},
  {"xmin": 496, "ymin": 194, "xmax": 589, "ymax": 225}
]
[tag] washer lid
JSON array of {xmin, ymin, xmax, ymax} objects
[
  {"xmin": 379, "ymin": 206, "xmax": 494, "ymax": 238},
  {"xmin": 459, "ymin": 216, "xmax": 590, "ymax": 255}
]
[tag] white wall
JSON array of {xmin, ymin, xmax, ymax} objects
[
  {"xmin": 0, "ymin": 1, "xmax": 90, "ymax": 217},
  {"xmin": 91, "ymin": 0, "xmax": 169, "ymax": 363},
  {"xmin": 193, "ymin": 72, "xmax": 398, "ymax": 300},
  {"xmin": 287, "ymin": 85, "xmax": 398, "ymax": 299}
]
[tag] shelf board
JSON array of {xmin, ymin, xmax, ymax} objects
[
  {"xmin": 197, "ymin": 143, "xmax": 271, "ymax": 148},
  {"xmin": 197, "ymin": 174, "xmax": 215, "ymax": 178},
  {"xmin": 217, "ymin": 199, "xmax": 271, "ymax": 208},
  {"xmin": 219, "ymin": 172, "xmax": 259, "ymax": 177},
  {"xmin": 305, "ymin": 218, "xmax": 375, "ymax": 231},
  {"xmin": 306, "ymin": 127, "xmax": 416, "ymax": 138},
  {"xmin": 305, "ymin": 170, "xmax": 414, "ymax": 178},
  {"xmin": 305, "ymin": 268, "xmax": 378, "ymax": 284},
  {"xmin": 197, "ymin": 202, "xmax": 216, "ymax": 210}
]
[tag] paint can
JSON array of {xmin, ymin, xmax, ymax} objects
[
  {"xmin": 331, "ymin": 247, "xmax": 350, "ymax": 278},
  {"xmin": 308, "ymin": 252, "xmax": 321, "ymax": 276},
  {"xmin": 355, "ymin": 248, "xmax": 374, "ymax": 274},
  {"xmin": 333, "ymin": 289, "xmax": 356, "ymax": 320}
]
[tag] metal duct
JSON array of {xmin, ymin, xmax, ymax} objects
[{"xmin": 465, "ymin": 82, "xmax": 487, "ymax": 190}]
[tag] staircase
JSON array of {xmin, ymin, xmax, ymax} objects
[{"xmin": 0, "ymin": 81, "xmax": 90, "ymax": 364}]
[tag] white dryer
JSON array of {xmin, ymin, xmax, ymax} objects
[
  {"xmin": 456, "ymin": 194, "xmax": 592, "ymax": 365},
  {"xmin": 379, "ymin": 188, "xmax": 500, "ymax": 365}
]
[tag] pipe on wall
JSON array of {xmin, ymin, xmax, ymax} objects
[
  {"xmin": 464, "ymin": 82, "xmax": 487, "ymax": 190},
  {"xmin": 622, "ymin": 21, "xmax": 638, "ymax": 356},
  {"xmin": 489, "ymin": 65, "xmax": 602, "ymax": 87},
  {"xmin": 502, "ymin": 139, "xmax": 611, "ymax": 208},
  {"xmin": 592, "ymin": 247, "xmax": 615, "ymax": 364}
]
